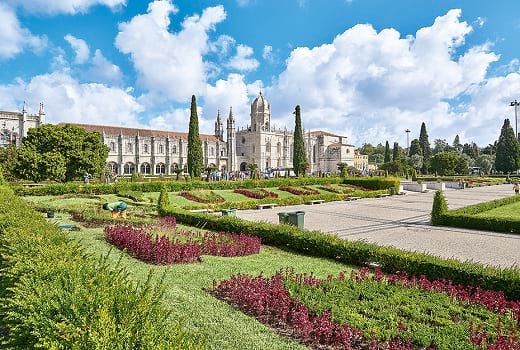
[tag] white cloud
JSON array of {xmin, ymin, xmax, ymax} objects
[
  {"xmin": 236, "ymin": 0, "xmax": 251, "ymax": 7},
  {"xmin": 0, "ymin": 71, "xmax": 143, "ymax": 127},
  {"xmin": 115, "ymin": 0, "xmax": 226, "ymax": 103},
  {"xmin": 64, "ymin": 34, "xmax": 90, "ymax": 64},
  {"xmin": 0, "ymin": 3, "xmax": 46, "ymax": 59},
  {"xmin": 226, "ymin": 44, "xmax": 259, "ymax": 71},
  {"xmin": 6, "ymin": 0, "xmax": 126, "ymax": 15},
  {"xmin": 86, "ymin": 49, "xmax": 123, "ymax": 85},
  {"xmin": 262, "ymin": 45, "xmax": 273, "ymax": 62},
  {"xmin": 264, "ymin": 9, "xmax": 499, "ymax": 145},
  {"xmin": 210, "ymin": 34, "xmax": 236, "ymax": 57}
]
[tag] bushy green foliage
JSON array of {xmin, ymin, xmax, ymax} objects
[
  {"xmin": 0, "ymin": 186, "xmax": 204, "ymax": 349},
  {"xmin": 187, "ymin": 95, "xmax": 203, "ymax": 179},
  {"xmin": 117, "ymin": 190, "xmax": 144, "ymax": 202},
  {"xmin": 158, "ymin": 186, "xmax": 170, "ymax": 211},
  {"xmin": 495, "ymin": 118, "xmax": 520, "ymax": 173},
  {"xmin": 0, "ymin": 144, "xmax": 18, "ymax": 181},
  {"xmin": 158, "ymin": 202, "xmax": 520, "ymax": 300},
  {"xmin": 15, "ymin": 124, "xmax": 109, "ymax": 182},
  {"xmin": 0, "ymin": 166, "xmax": 5, "ymax": 185},
  {"xmin": 342, "ymin": 176, "xmax": 399, "ymax": 190},
  {"xmin": 430, "ymin": 152, "xmax": 464, "ymax": 176},
  {"xmin": 292, "ymin": 105, "xmax": 306, "ymax": 176},
  {"xmin": 431, "ymin": 190, "xmax": 448, "ymax": 225}
]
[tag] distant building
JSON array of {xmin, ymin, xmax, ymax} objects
[
  {"xmin": 0, "ymin": 102, "xmax": 45, "ymax": 147},
  {"xmin": 3, "ymin": 94, "xmax": 368, "ymax": 176}
]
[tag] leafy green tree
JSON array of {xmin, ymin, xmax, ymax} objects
[
  {"xmin": 495, "ymin": 118, "xmax": 520, "ymax": 173},
  {"xmin": 433, "ymin": 139, "xmax": 450, "ymax": 155},
  {"xmin": 337, "ymin": 162, "xmax": 348, "ymax": 177},
  {"xmin": 292, "ymin": 105, "xmax": 306, "ymax": 176},
  {"xmin": 0, "ymin": 144, "xmax": 18, "ymax": 181},
  {"xmin": 475, "ymin": 154, "xmax": 495, "ymax": 174},
  {"xmin": 462, "ymin": 142, "xmax": 479, "ymax": 159},
  {"xmin": 430, "ymin": 152, "xmax": 460, "ymax": 176},
  {"xmin": 379, "ymin": 158, "xmax": 409, "ymax": 175},
  {"xmin": 409, "ymin": 139, "xmax": 422, "ymax": 157},
  {"xmin": 419, "ymin": 122, "xmax": 431, "ymax": 173},
  {"xmin": 392, "ymin": 142, "xmax": 399, "ymax": 161},
  {"xmin": 187, "ymin": 95, "xmax": 204, "ymax": 179},
  {"xmin": 358, "ymin": 143, "xmax": 374, "ymax": 157},
  {"xmin": 370, "ymin": 153, "xmax": 384, "ymax": 165},
  {"xmin": 15, "ymin": 124, "xmax": 108, "ymax": 182},
  {"xmin": 384, "ymin": 141, "xmax": 391, "ymax": 163},
  {"xmin": 452, "ymin": 134, "xmax": 462, "ymax": 152},
  {"xmin": 409, "ymin": 154, "xmax": 423, "ymax": 171},
  {"xmin": 455, "ymin": 154, "xmax": 469, "ymax": 174}
]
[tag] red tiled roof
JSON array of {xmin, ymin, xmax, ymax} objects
[
  {"xmin": 310, "ymin": 130, "xmax": 341, "ymax": 137},
  {"xmin": 63, "ymin": 123, "xmax": 221, "ymax": 142}
]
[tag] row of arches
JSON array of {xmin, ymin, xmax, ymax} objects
[{"xmin": 107, "ymin": 162, "xmax": 186, "ymax": 175}]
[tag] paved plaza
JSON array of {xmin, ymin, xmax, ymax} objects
[{"xmin": 236, "ymin": 184, "xmax": 520, "ymax": 268}]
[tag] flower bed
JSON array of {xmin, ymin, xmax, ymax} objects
[
  {"xmin": 178, "ymin": 190, "xmax": 225, "ymax": 204},
  {"xmin": 212, "ymin": 268, "xmax": 520, "ymax": 349},
  {"xmin": 279, "ymin": 185, "xmax": 320, "ymax": 196},
  {"xmin": 104, "ymin": 216, "xmax": 261, "ymax": 264},
  {"xmin": 233, "ymin": 188, "xmax": 278, "ymax": 199}
]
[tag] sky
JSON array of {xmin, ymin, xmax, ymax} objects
[{"xmin": 1, "ymin": 0, "xmax": 520, "ymax": 148}]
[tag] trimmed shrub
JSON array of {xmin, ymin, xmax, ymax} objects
[
  {"xmin": 342, "ymin": 176, "xmax": 399, "ymax": 191},
  {"xmin": 0, "ymin": 186, "xmax": 204, "ymax": 349},
  {"xmin": 157, "ymin": 187, "xmax": 170, "ymax": 211},
  {"xmin": 431, "ymin": 190, "xmax": 448, "ymax": 225}
]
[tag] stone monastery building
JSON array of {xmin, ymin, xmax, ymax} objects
[{"xmin": 0, "ymin": 94, "xmax": 368, "ymax": 176}]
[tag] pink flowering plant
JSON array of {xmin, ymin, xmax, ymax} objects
[
  {"xmin": 278, "ymin": 185, "xmax": 320, "ymax": 196},
  {"xmin": 104, "ymin": 215, "xmax": 261, "ymax": 264},
  {"xmin": 212, "ymin": 267, "xmax": 520, "ymax": 349},
  {"xmin": 233, "ymin": 188, "xmax": 279, "ymax": 199}
]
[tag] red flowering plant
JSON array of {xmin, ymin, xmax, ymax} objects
[
  {"xmin": 233, "ymin": 188, "xmax": 278, "ymax": 199},
  {"xmin": 278, "ymin": 185, "xmax": 320, "ymax": 195},
  {"xmin": 178, "ymin": 190, "xmax": 225, "ymax": 203}
]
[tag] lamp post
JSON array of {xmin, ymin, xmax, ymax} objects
[
  {"xmin": 405, "ymin": 129, "xmax": 411, "ymax": 156},
  {"xmin": 510, "ymin": 100, "xmax": 520, "ymax": 140}
]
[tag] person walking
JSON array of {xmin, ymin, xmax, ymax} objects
[
  {"xmin": 514, "ymin": 182, "xmax": 520, "ymax": 195},
  {"xmin": 102, "ymin": 201, "xmax": 128, "ymax": 219}
]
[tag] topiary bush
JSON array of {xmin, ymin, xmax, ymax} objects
[
  {"xmin": 157, "ymin": 186, "xmax": 170, "ymax": 211},
  {"xmin": 431, "ymin": 190, "xmax": 448, "ymax": 225}
]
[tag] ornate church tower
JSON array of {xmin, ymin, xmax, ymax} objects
[
  {"xmin": 214, "ymin": 110, "xmax": 224, "ymax": 140},
  {"xmin": 226, "ymin": 107, "xmax": 237, "ymax": 171},
  {"xmin": 250, "ymin": 92, "xmax": 271, "ymax": 132},
  {"xmin": 38, "ymin": 102, "xmax": 46, "ymax": 126}
]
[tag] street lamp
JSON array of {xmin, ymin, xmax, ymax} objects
[
  {"xmin": 405, "ymin": 129, "xmax": 411, "ymax": 156},
  {"xmin": 510, "ymin": 100, "xmax": 520, "ymax": 140}
]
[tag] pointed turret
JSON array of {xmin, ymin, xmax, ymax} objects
[
  {"xmin": 214, "ymin": 110, "xmax": 224, "ymax": 140},
  {"xmin": 226, "ymin": 106, "xmax": 237, "ymax": 171},
  {"xmin": 38, "ymin": 102, "xmax": 46, "ymax": 125}
]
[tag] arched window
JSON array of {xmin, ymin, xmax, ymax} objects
[
  {"xmin": 266, "ymin": 141, "xmax": 271, "ymax": 153},
  {"xmin": 140, "ymin": 163, "xmax": 151, "ymax": 174},
  {"xmin": 143, "ymin": 144, "xmax": 149, "ymax": 153},
  {"xmin": 155, "ymin": 163, "xmax": 165, "ymax": 174},
  {"xmin": 108, "ymin": 162, "xmax": 118, "ymax": 174},
  {"xmin": 159, "ymin": 144, "xmax": 164, "ymax": 154},
  {"xmin": 124, "ymin": 162, "xmax": 135, "ymax": 174},
  {"xmin": 126, "ymin": 143, "xmax": 133, "ymax": 153},
  {"xmin": 110, "ymin": 142, "xmax": 116, "ymax": 152}
]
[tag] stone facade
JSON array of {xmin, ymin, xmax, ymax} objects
[
  {"xmin": 1, "ymin": 94, "xmax": 368, "ymax": 175},
  {"xmin": 0, "ymin": 102, "xmax": 45, "ymax": 147}
]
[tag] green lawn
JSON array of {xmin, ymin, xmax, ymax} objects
[
  {"xmin": 473, "ymin": 200, "xmax": 520, "ymax": 219},
  {"xmin": 64, "ymin": 218, "xmax": 349, "ymax": 350}
]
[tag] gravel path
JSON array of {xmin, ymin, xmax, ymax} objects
[{"xmin": 236, "ymin": 184, "xmax": 520, "ymax": 268}]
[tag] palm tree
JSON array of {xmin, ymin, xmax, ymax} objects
[{"xmin": 247, "ymin": 163, "xmax": 258, "ymax": 179}]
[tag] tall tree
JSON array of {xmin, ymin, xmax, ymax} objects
[
  {"xmin": 384, "ymin": 141, "xmax": 391, "ymax": 163},
  {"xmin": 433, "ymin": 139, "xmax": 449, "ymax": 155},
  {"xmin": 0, "ymin": 144, "xmax": 18, "ymax": 181},
  {"xmin": 452, "ymin": 134, "xmax": 461, "ymax": 149},
  {"xmin": 187, "ymin": 95, "xmax": 203, "ymax": 179},
  {"xmin": 292, "ymin": 105, "xmax": 306, "ymax": 176},
  {"xmin": 392, "ymin": 142, "xmax": 399, "ymax": 161},
  {"xmin": 15, "ymin": 124, "xmax": 108, "ymax": 182},
  {"xmin": 419, "ymin": 122, "xmax": 431, "ymax": 173},
  {"xmin": 495, "ymin": 118, "xmax": 520, "ymax": 173}
]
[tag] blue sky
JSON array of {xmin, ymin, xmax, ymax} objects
[{"xmin": 1, "ymin": 0, "xmax": 520, "ymax": 147}]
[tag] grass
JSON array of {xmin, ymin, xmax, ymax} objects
[
  {"xmin": 58, "ymin": 214, "xmax": 350, "ymax": 350},
  {"xmin": 473, "ymin": 200, "xmax": 520, "ymax": 219}
]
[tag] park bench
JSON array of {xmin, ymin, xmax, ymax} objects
[
  {"xmin": 376, "ymin": 193, "xmax": 390, "ymax": 198},
  {"xmin": 344, "ymin": 196, "xmax": 361, "ymax": 201},
  {"xmin": 257, "ymin": 203, "xmax": 278, "ymax": 209},
  {"xmin": 189, "ymin": 208, "xmax": 213, "ymax": 213},
  {"xmin": 306, "ymin": 199, "xmax": 325, "ymax": 205}
]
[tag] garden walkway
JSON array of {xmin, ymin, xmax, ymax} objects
[{"xmin": 236, "ymin": 184, "xmax": 520, "ymax": 268}]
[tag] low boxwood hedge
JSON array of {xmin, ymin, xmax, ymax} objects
[
  {"xmin": 0, "ymin": 185, "xmax": 204, "ymax": 349},
  {"xmin": 13, "ymin": 176, "xmax": 397, "ymax": 196},
  {"xmin": 159, "ymin": 203, "xmax": 520, "ymax": 300},
  {"xmin": 436, "ymin": 194, "xmax": 520, "ymax": 234}
]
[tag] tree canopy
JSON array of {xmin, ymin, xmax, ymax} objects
[
  {"xmin": 187, "ymin": 95, "xmax": 204, "ymax": 179},
  {"xmin": 495, "ymin": 118, "xmax": 520, "ymax": 173},
  {"xmin": 16, "ymin": 124, "xmax": 108, "ymax": 182}
]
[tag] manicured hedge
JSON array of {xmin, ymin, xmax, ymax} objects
[
  {"xmin": 436, "ymin": 194, "xmax": 520, "ymax": 234},
  {"xmin": 0, "ymin": 186, "xmax": 204, "ymax": 349},
  {"xmin": 14, "ymin": 177, "xmax": 348, "ymax": 196},
  {"xmin": 159, "ymin": 204, "xmax": 520, "ymax": 300},
  {"xmin": 342, "ymin": 176, "xmax": 399, "ymax": 190}
]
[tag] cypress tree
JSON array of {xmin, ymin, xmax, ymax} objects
[
  {"xmin": 187, "ymin": 95, "xmax": 203, "ymax": 179},
  {"xmin": 409, "ymin": 139, "xmax": 422, "ymax": 157},
  {"xmin": 419, "ymin": 122, "xmax": 431, "ymax": 173},
  {"xmin": 392, "ymin": 142, "xmax": 399, "ymax": 161},
  {"xmin": 453, "ymin": 134, "xmax": 461, "ymax": 148},
  {"xmin": 495, "ymin": 118, "xmax": 520, "ymax": 173},
  {"xmin": 384, "ymin": 141, "xmax": 391, "ymax": 163},
  {"xmin": 292, "ymin": 105, "xmax": 306, "ymax": 176}
]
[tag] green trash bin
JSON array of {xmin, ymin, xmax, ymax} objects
[
  {"xmin": 221, "ymin": 208, "xmax": 237, "ymax": 217},
  {"xmin": 278, "ymin": 212, "xmax": 289, "ymax": 224},
  {"xmin": 389, "ymin": 187, "xmax": 395, "ymax": 195},
  {"xmin": 287, "ymin": 211, "xmax": 305, "ymax": 229}
]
